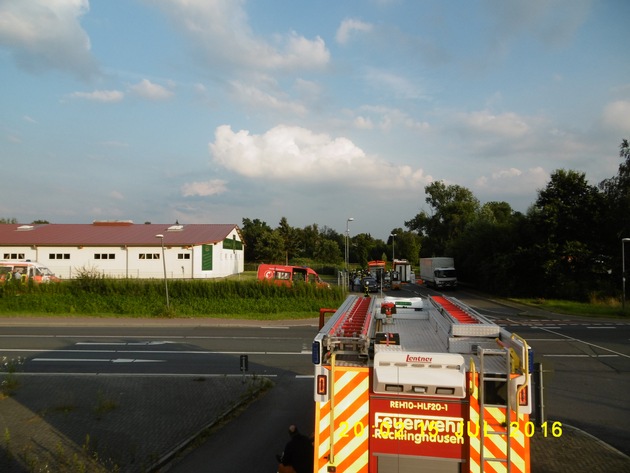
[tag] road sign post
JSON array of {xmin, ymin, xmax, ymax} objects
[{"xmin": 240, "ymin": 354, "xmax": 248, "ymax": 383}]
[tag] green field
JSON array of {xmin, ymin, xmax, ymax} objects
[{"xmin": 0, "ymin": 275, "xmax": 346, "ymax": 319}]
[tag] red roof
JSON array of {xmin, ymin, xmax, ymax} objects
[{"xmin": 0, "ymin": 222, "xmax": 242, "ymax": 247}]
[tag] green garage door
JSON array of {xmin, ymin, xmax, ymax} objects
[{"xmin": 202, "ymin": 244, "xmax": 213, "ymax": 271}]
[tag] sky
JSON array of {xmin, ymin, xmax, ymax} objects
[{"xmin": 1, "ymin": 0, "xmax": 629, "ymax": 240}]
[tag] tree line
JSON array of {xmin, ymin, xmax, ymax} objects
[
  {"xmin": 4, "ymin": 140, "xmax": 628, "ymax": 302},
  {"xmin": 242, "ymin": 139, "xmax": 630, "ymax": 302}
]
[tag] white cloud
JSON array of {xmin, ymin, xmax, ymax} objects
[
  {"xmin": 181, "ymin": 179, "xmax": 228, "ymax": 197},
  {"xmin": 602, "ymin": 100, "xmax": 630, "ymax": 133},
  {"xmin": 365, "ymin": 68, "xmax": 427, "ymax": 100},
  {"xmin": 357, "ymin": 105, "xmax": 430, "ymax": 131},
  {"xmin": 67, "ymin": 90, "xmax": 124, "ymax": 103},
  {"xmin": 336, "ymin": 19, "xmax": 373, "ymax": 44},
  {"xmin": 129, "ymin": 79, "xmax": 174, "ymax": 101},
  {"xmin": 0, "ymin": 0, "xmax": 98, "ymax": 79},
  {"xmin": 457, "ymin": 110, "xmax": 530, "ymax": 138},
  {"xmin": 354, "ymin": 116, "xmax": 374, "ymax": 129},
  {"xmin": 151, "ymin": 0, "xmax": 330, "ymax": 72},
  {"xmin": 293, "ymin": 78, "xmax": 322, "ymax": 102},
  {"xmin": 109, "ymin": 191, "xmax": 124, "ymax": 200},
  {"xmin": 209, "ymin": 124, "xmax": 431, "ymax": 190},
  {"xmin": 475, "ymin": 166, "xmax": 548, "ymax": 195},
  {"xmin": 229, "ymin": 80, "xmax": 306, "ymax": 115}
]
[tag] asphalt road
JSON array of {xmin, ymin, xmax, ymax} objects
[{"xmin": 1, "ymin": 285, "xmax": 629, "ymax": 468}]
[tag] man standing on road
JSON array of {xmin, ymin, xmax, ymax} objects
[{"xmin": 277, "ymin": 424, "xmax": 313, "ymax": 473}]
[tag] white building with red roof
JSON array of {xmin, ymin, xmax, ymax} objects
[{"xmin": 0, "ymin": 221, "xmax": 244, "ymax": 279}]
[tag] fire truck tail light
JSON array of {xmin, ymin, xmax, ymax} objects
[
  {"xmin": 436, "ymin": 387, "xmax": 455, "ymax": 395},
  {"xmin": 385, "ymin": 384, "xmax": 404, "ymax": 392},
  {"xmin": 316, "ymin": 374, "xmax": 327, "ymax": 395},
  {"xmin": 518, "ymin": 384, "xmax": 528, "ymax": 405},
  {"xmin": 412, "ymin": 386, "xmax": 427, "ymax": 393}
]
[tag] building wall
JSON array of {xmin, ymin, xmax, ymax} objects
[{"xmin": 1, "ymin": 234, "xmax": 244, "ymax": 279}]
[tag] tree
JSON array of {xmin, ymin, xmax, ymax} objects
[
  {"xmin": 406, "ymin": 181, "xmax": 479, "ymax": 256},
  {"xmin": 253, "ymin": 230, "xmax": 285, "ymax": 263},
  {"xmin": 299, "ymin": 224, "xmax": 320, "ymax": 260},
  {"xmin": 314, "ymin": 239, "xmax": 342, "ymax": 264},
  {"xmin": 351, "ymin": 233, "xmax": 377, "ymax": 268},
  {"xmin": 599, "ymin": 139, "xmax": 630, "ymax": 239},
  {"xmin": 241, "ymin": 218, "xmax": 273, "ymax": 262},
  {"xmin": 530, "ymin": 169, "xmax": 605, "ymax": 299},
  {"xmin": 277, "ymin": 217, "xmax": 300, "ymax": 261},
  {"xmin": 387, "ymin": 228, "xmax": 420, "ymax": 265}
]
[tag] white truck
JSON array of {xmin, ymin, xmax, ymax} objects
[{"xmin": 419, "ymin": 257, "xmax": 457, "ymax": 289}]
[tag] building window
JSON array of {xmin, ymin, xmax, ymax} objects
[
  {"xmin": 177, "ymin": 253, "xmax": 190, "ymax": 260},
  {"xmin": 139, "ymin": 253, "xmax": 160, "ymax": 260},
  {"xmin": 3, "ymin": 253, "xmax": 25, "ymax": 260},
  {"xmin": 49, "ymin": 253, "xmax": 70, "ymax": 260},
  {"xmin": 94, "ymin": 254, "xmax": 116, "ymax": 260}
]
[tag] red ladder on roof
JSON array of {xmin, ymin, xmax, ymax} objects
[
  {"xmin": 331, "ymin": 296, "xmax": 373, "ymax": 337},
  {"xmin": 432, "ymin": 295, "xmax": 480, "ymax": 324}
]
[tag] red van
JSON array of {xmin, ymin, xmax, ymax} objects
[{"xmin": 257, "ymin": 264, "xmax": 329, "ymax": 288}]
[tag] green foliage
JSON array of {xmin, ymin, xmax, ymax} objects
[
  {"xmin": 0, "ymin": 279, "xmax": 345, "ymax": 318},
  {"xmin": 1, "ymin": 356, "xmax": 23, "ymax": 396},
  {"xmin": 399, "ymin": 141, "xmax": 630, "ymax": 303},
  {"xmin": 406, "ymin": 181, "xmax": 480, "ymax": 256}
]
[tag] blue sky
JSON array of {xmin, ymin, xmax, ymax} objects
[{"xmin": 1, "ymin": 0, "xmax": 629, "ymax": 239}]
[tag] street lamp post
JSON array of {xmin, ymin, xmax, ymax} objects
[
  {"xmin": 390, "ymin": 233, "xmax": 397, "ymax": 264},
  {"xmin": 623, "ymin": 238, "xmax": 630, "ymax": 312},
  {"xmin": 155, "ymin": 234, "xmax": 170, "ymax": 310},
  {"xmin": 345, "ymin": 218, "xmax": 354, "ymax": 288}
]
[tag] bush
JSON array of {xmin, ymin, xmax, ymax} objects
[{"xmin": 0, "ymin": 278, "xmax": 346, "ymax": 318}]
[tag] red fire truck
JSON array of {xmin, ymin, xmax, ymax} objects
[{"xmin": 312, "ymin": 294, "xmax": 532, "ymax": 473}]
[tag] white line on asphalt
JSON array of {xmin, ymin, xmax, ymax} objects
[
  {"xmin": 0, "ymin": 348, "xmax": 310, "ymax": 356},
  {"xmin": 31, "ymin": 358, "xmax": 108, "ymax": 362},
  {"xmin": 76, "ymin": 341, "xmax": 175, "ymax": 346},
  {"xmin": 542, "ymin": 354, "xmax": 619, "ymax": 358},
  {"xmin": 12, "ymin": 372, "xmax": 279, "ymax": 378},
  {"xmin": 586, "ymin": 326, "xmax": 616, "ymax": 329},
  {"xmin": 537, "ymin": 327, "xmax": 630, "ymax": 359},
  {"xmin": 521, "ymin": 338, "xmax": 568, "ymax": 342},
  {"xmin": 0, "ymin": 334, "xmax": 302, "ymax": 340},
  {"xmin": 31, "ymin": 358, "xmax": 165, "ymax": 363}
]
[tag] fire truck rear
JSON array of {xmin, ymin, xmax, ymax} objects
[{"xmin": 312, "ymin": 294, "xmax": 532, "ymax": 473}]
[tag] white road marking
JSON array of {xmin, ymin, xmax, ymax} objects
[
  {"xmin": 31, "ymin": 358, "xmax": 165, "ymax": 363},
  {"xmin": 0, "ymin": 348, "xmax": 310, "ymax": 356},
  {"xmin": 537, "ymin": 327, "xmax": 630, "ymax": 359},
  {"xmin": 12, "ymin": 372, "xmax": 280, "ymax": 378},
  {"xmin": 542, "ymin": 354, "xmax": 618, "ymax": 358},
  {"xmin": 76, "ymin": 341, "xmax": 175, "ymax": 346}
]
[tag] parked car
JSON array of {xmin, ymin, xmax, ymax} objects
[{"xmin": 361, "ymin": 277, "xmax": 379, "ymax": 293}]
